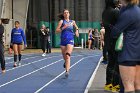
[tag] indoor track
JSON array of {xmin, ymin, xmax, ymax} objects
[{"xmin": 0, "ymin": 50, "xmax": 102, "ymax": 93}]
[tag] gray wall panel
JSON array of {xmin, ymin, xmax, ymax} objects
[{"xmin": 27, "ymin": 0, "xmax": 105, "ymax": 23}]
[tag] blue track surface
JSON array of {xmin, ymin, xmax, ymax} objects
[{"xmin": 0, "ymin": 50, "xmax": 102, "ymax": 93}]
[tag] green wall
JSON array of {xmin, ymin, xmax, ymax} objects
[{"xmin": 37, "ymin": 21, "xmax": 101, "ymax": 48}]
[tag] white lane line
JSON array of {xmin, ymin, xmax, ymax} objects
[
  {"xmin": 34, "ymin": 55, "xmax": 100, "ymax": 93},
  {"xmin": 1, "ymin": 56, "xmax": 62, "ymax": 74},
  {"xmin": 0, "ymin": 55, "xmax": 83, "ymax": 88},
  {"xmin": 0, "ymin": 59, "xmax": 63, "ymax": 88},
  {"xmin": 5, "ymin": 57, "xmax": 13, "ymax": 60},
  {"xmin": 5, "ymin": 53, "xmax": 37, "ymax": 61},
  {"xmin": 84, "ymin": 56, "xmax": 103, "ymax": 93},
  {"xmin": 5, "ymin": 54, "xmax": 55, "ymax": 64},
  {"xmin": 6, "ymin": 56, "xmax": 39, "ymax": 65}
]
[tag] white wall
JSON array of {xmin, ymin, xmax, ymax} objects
[
  {"xmin": 1, "ymin": 0, "xmax": 13, "ymax": 48},
  {"xmin": 13, "ymin": 0, "xmax": 29, "ymax": 31},
  {"xmin": 3, "ymin": 19, "xmax": 13, "ymax": 48},
  {"xmin": 0, "ymin": 0, "xmax": 3, "ymax": 17},
  {"xmin": 1, "ymin": 0, "xmax": 12, "ymax": 19},
  {"xmin": 0, "ymin": 0, "xmax": 29, "ymax": 48}
]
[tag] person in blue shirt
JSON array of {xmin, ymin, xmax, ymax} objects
[
  {"xmin": 0, "ymin": 19, "xmax": 5, "ymax": 73},
  {"xmin": 11, "ymin": 21, "xmax": 27, "ymax": 67},
  {"xmin": 88, "ymin": 29, "xmax": 93, "ymax": 49},
  {"xmin": 111, "ymin": 0, "xmax": 140, "ymax": 92},
  {"xmin": 56, "ymin": 9, "xmax": 79, "ymax": 77}
]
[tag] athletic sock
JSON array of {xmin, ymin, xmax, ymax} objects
[
  {"xmin": 18, "ymin": 54, "xmax": 22, "ymax": 61},
  {"xmin": 14, "ymin": 55, "xmax": 17, "ymax": 62}
]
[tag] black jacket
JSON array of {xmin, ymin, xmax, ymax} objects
[
  {"xmin": 102, "ymin": 3, "xmax": 120, "ymax": 50},
  {"xmin": 39, "ymin": 28, "xmax": 50, "ymax": 40}
]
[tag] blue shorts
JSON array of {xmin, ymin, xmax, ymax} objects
[
  {"xmin": 119, "ymin": 61, "xmax": 140, "ymax": 66},
  {"xmin": 60, "ymin": 38, "xmax": 74, "ymax": 46},
  {"xmin": 13, "ymin": 42, "xmax": 22, "ymax": 45}
]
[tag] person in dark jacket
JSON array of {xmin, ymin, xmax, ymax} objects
[
  {"xmin": 40, "ymin": 24, "xmax": 51, "ymax": 57},
  {"xmin": 11, "ymin": 21, "xmax": 27, "ymax": 67},
  {"xmin": 102, "ymin": 0, "xmax": 120, "ymax": 92},
  {"xmin": 111, "ymin": 0, "xmax": 140, "ymax": 92},
  {"xmin": 0, "ymin": 19, "xmax": 5, "ymax": 73}
]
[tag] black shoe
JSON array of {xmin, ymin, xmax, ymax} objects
[
  {"xmin": 49, "ymin": 50, "xmax": 51, "ymax": 53},
  {"xmin": 63, "ymin": 62, "xmax": 66, "ymax": 68},
  {"xmin": 102, "ymin": 60, "xmax": 108, "ymax": 64}
]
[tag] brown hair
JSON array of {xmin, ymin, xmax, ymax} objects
[
  {"xmin": 125, "ymin": 0, "xmax": 139, "ymax": 5},
  {"xmin": 57, "ymin": 13, "xmax": 64, "ymax": 19},
  {"xmin": 57, "ymin": 9, "xmax": 70, "ymax": 19},
  {"xmin": 15, "ymin": 21, "xmax": 20, "ymax": 24}
]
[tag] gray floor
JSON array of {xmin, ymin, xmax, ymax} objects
[{"xmin": 88, "ymin": 63, "xmax": 113, "ymax": 93}]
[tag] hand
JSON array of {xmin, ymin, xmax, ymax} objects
[
  {"xmin": 62, "ymin": 24, "xmax": 69, "ymax": 30},
  {"xmin": 24, "ymin": 45, "xmax": 27, "ymax": 48},
  {"xmin": 75, "ymin": 30, "xmax": 79, "ymax": 37},
  {"xmin": 42, "ymin": 31, "xmax": 45, "ymax": 35}
]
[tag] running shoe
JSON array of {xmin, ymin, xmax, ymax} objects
[
  {"xmin": 65, "ymin": 71, "xmax": 69, "ymax": 78},
  {"xmin": 42, "ymin": 53, "xmax": 46, "ymax": 57},
  {"xmin": 13, "ymin": 62, "xmax": 17, "ymax": 67},
  {"xmin": 104, "ymin": 84, "xmax": 113, "ymax": 91},
  {"xmin": 18, "ymin": 61, "xmax": 21, "ymax": 66},
  {"xmin": 2, "ymin": 69, "xmax": 6, "ymax": 74},
  {"xmin": 102, "ymin": 60, "xmax": 108, "ymax": 64},
  {"xmin": 112, "ymin": 85, "xmax": 120, "ymax": 92}
]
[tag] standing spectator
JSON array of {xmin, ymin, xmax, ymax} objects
[
  {"xmin": 40, "ymin": 24, "xmax": 50, "ymax": 56},
  {"xmin": 111, "ymin": 0, "xmax": 140, "ymax": 92},
  {"xmin": 100, "ymin": 26, "xmax": 108, "ymax": 63},
  {"xmin": 91, "ymin": 29, "xmax": 95, "ymax": 49},
  {"xmin": 88, "ymin": 29, "xmax": 93, "ymax": 49},
  {"xmin": 100, "ymin": 26, "xmax": 105, "ymax": 50},
  {"xmin": 102, "ymin": 0, "xmax": 120, "ymax": 92},
  {"xmin": 93, "ymin": 28, "xmax": 100, "ymax": 49},
  {"xmin": 11, "ymin": 21, "xmax": 27, "ymax": 67},
  {"xmin": 46, "ymin": 27, "xmax": 51, "ymax": 53},
  {"xmin": 0, "ymin": 19, "xmax": 5, "ymax": 73}
]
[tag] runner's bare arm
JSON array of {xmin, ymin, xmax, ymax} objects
[
  {"xmin": 73, "ymin": 20, "xmax": 79, "ymax": 37},
  {"xmin": 56, "ymin": 20, "xmax": 63, "ymax": 33}
]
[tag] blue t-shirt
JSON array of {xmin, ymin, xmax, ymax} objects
[
  {"xmin": 89, "ymin": 33, "xmax": 92, "ymax": 40},
  {"xmin": 11, "ymin": 28, "xmax": 27, "ymax": 45}
]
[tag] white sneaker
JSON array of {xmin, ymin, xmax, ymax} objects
[
  {"xmin": 42, "ymin": 53, "xmax": 46, "ymax": 57},
  {"xmin": 13, "ymin": 62, "xmax": 17, "ymax": 67},
  {"xmin": 18, "ymin": 61, "xmax": 21, "ymax": 66}
]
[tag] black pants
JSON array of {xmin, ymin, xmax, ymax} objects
[
  {"xmin": 41, "ymin": 39, "xmax": 51, "ymax": 53},
  {"xmin": 0, "ymin": 43, "xmax": 5, "ymax": 70},
  {"xmin": 119, "ymin": 78, "xmax": 124, "ymax": 93},
  {"xmin": 106, "ymin": 40, "xmax": 120, "ymax": 86},
  {"xmin": 94, "ymin": 38, "xmax": 99, "ymax": 49},
  {"xmin": 103, "ymin": 44, "xmax": 108, "ymax": 61},
  {"xmin": 46, "ymin": 40, "xmax": 51, "ymax": 53}
]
